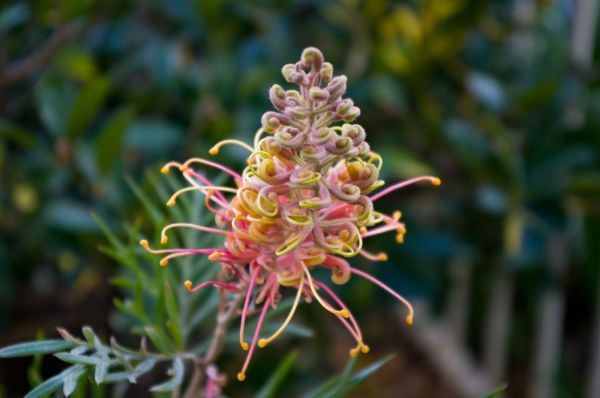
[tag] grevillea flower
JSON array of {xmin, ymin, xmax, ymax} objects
[{"xmin": 140, "ymin": 47, "xmax": 440, "ymax": 381}]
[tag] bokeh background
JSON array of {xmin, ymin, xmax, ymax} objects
[{"xmin": 1, "ymin": 0, "xmax": 600, "ymax": 397}]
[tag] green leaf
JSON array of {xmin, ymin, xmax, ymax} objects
[
  {"xmin": 304, "ymin": 355, "xmax": 394, "ymax": 398},
  {"xmin": 0, "ymin": 340, "xmax": 75, "ymax": 358},
  {"xmin": 144, "ymin": 327, "xmax": 173, "ymax": 354},
  {"xmin": 55, "ymin": 353, "xmax": 101, "ymax": 366},
  {"xmin": 63, "ymin": 366, "xmax": 86, "ymax": 397},
  {"xmin": 81, "ymin": 326, "xmax": 98, "ymax": 345},
  {"xmin": 66, "ymin": 77, "xmax": 111, "ymax": 138},
  {"xmin": 103, "ymin": 358, "xmax": 157, "ymax": 383},
  {"xmin": 341, "ymin": 354, "xmax": 395, "ymax": 394},
  {"xmin": 150, "ymin": 357, "xmax": 184, "ymax": 392},
  {"xmin": 25, "ymin": 365, "xmax": 85, "ymax": 398},
  {"xmin": 255, "ymin": 351, "xmax": 298, "ymax": 398},
  {"xmin": 96, "ymin": 107, "xmax": 136, "ymax": 175},
  {"xmin": 482, "ymin": 384, "xmax": 508, "ymax": 398},
  {"xmin": 94, "ymin": 339, "xmax": 110, "ymax": 384},
  {"xmin": 34, "ymin": 75, "xmax": 75, "ymax": 136},
  {"xmin": 164, "ymin": 281, "xmax": 183, "ymax": 350}
]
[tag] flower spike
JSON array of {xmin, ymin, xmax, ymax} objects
[{"xmin": 142, "ymin": 48, "xmax": 438, "ymax": 381}]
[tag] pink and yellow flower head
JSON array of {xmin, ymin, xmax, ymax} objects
[{"xmin": 141, "ymin": 47, "xmax": 440, "ymax": 381}]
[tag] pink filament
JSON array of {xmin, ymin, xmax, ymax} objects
[
  {"xmin": 370, "ymin": 176, "xmax": 439, "ymax": 202},
  {"xmin": 188, "ymin": 280, "xmax": 239, "ymax": 292},
  {"xmin": 350, "ymin": 267, "xmax": 414, "ymax": 323},
  {"xmin": 239, "ymin": 295, "xmax": 271, "ymax": 379},
  {"xmin": 315, "ymin": 281, "xmax": 363, "ymax": 341},
  {"xmin": 240, "ymin": 268, "xmax": 260, "ymax": 347}
]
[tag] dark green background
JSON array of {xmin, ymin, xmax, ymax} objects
[{"xmin": 1, "ymin": 0, "xmax": 599, "ymax": 396}]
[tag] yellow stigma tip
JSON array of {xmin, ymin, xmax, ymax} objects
[
  {"xmin": 350, "ymin": 348, "xmax": 359, "ymax": 357},
  {"xmin": 258, "ymin": 339, "xmax": 268, "ymax": 348},
  {"xmin": 359, "ymin": 227, "xmax": 367, "ymax": 235},
  {"xmin": 406, "ymin": 316, "xmax": 413, "ymax": 325},
  {"xmin": 208, "ymin": 251, "xmax": 221, "ymax": 261},
  {"xmin": 392, "ymin": 210, "xmax": 402, "ymax": 220},
  {"xmin": 161, "ymin": 236, "xmax": 168, "ymax": 244},
  {"xmin": 432, "ymin": 178, "xmax": 441, "ymax": 186},
  {"xmin": 361, "ymin": 344, "xmax": 370, "ymax": 353},
  {"xmin": 378, "ymin": 253, "xmax": 388, "ymax": 261},
  {"xmin": 237, "ymin": 373, "xmax": 246, "ymax": 382},
  {"xmin": 209, "ymin": 147, "xmax": 219, "ymax": 155},
  {"xmin": 166, "ymin": 199, "xmax": 176, "ymax": 207},
  {"xmin": 159, "ymin": 259, "xmax": 169, "ymax": 267},
  {"xmin": 241, "ymin": 342, "xmax": 249, "ymax": 350},
  {"xmin": 341, "ymin": 310, "xmax": 350, "ymax": 319},
  {"xmin": 396, "ymin": 235, "xmax": 404, "ymax": 244},
  {"xmin": 184, "ymin": 280, "xmax": 192, "ymax": 291},
  {"xmin": 160, "ymin": 167, "xmax": 170, "ymax": 174},
  {"xmin": 139, "ymin": 239, "xmax": 149, "ymax": 248}
]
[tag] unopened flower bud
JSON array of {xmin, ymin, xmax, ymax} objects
[
  {"xmin": 320, "ymin": 62, "xmax": 333, "ymax": 82},
  {"xmin": 301, "ymin": 47, "xmax": 324, "ymax": 69},
  {"xmin": 343, "ymin": 106, "xmax": 361, "ymax": 122},
  {"xmin": 309, "ymin": 87, "xmax": 330, "ymax": 101},
  {"xmin": 342, "ymin": 124, "xmax": 366, "ymax": 145},
  {"xmin": 336, "ymin": 99, "xmax": 354, "ymax": 116},
  {"xmin": 282, "ymin": 64, "xmax": 296, "ymax": 81},
  {"xmin": 327, "ymin": 75, "xmax": 347, "ymax": 101},
  {"xmin": 269, "ymin": 84, "xmax": 287, "ymax": 110},
  {"xmin": 261, "ymin": 112, "xmax": 283, "ymax": 133},
  {"xmin": 285, "ymin": 106, "xmax": 307, "ymax": 120}
]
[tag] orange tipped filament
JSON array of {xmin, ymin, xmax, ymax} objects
[
  {"xmin": 258, "ymin": 276, "xmax": 304, "ymax": 348},
  {"xmin": 239, "ymin": 269, "xmax": 259, "ymax": 351},
  {"xmin": 302, "ymin": 263, "xmax": 349, "ymax": 318},
  {"xmin": 166, "ymin": 186, "xmax": 238, "ymax": 207},
  {"xmin": 160, "ymin": 223, "xmax": 232, "ymax": 244},
  {"xmin": 238, "ymin": 296, "xmax": 271, "ymax": 382},
  {"xmin": 209, "ymin": 139, "xmax": 254, "ymax": 155},
  {"xmin": 350, "ymin": 267, "xmax": 414, "ymax": 325},
  {"xmin": 371, "ymin": 176, "xmax": 441, "ymax": 202}
]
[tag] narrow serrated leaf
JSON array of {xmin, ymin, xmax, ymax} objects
[
  {"xmin": 0, "ymin": 340, "xmax": 75, "ymax": 358},
  {"xmin": 150, "ymin": 357, "xmax": 184, "ymax": 392}
]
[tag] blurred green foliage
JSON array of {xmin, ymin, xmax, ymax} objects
[{"xmin": 1, "ymin": 0, "xmax": 599, "ymax": 396}]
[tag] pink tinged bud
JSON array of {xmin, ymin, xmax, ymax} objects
[
  {"xmin": 310, "ymin": 127, "xmax": 334, "ymax": 145},
  {"xmin": 320, "ymin": 62, "xmax": 333, "ymax": 82},
  {"xmin": 261, "ymin": 112, "xmax": 288, "ymax": 133},
  {"xmin": 335, "ymin": 99, "xmax": 354, "ymax": 116},
  {"xmin": 269, "ymin": 84, "xmax": 287, "ymax": 110},
  {"xmin": 309, "ymin": 87, "xmax": 330, "ymax": 101},
  {"xmin": 281, "ymin": 64, "xmax": 296, "ymax": 81},
  {"xmin": 284, "ymin": 106, "xmax": 307, "ymax": 120},
  {"xmin": 343, "ymin": 106, "xmax": 361, "ymax": 122},
  {"xmin": 327, "ymin": 75, "xmax": 347, "ymax": 101},
  {"xmin": 274, "ymin": 127, "xmax": 306, "ymax": 148},
  {"xmin": 342, "ymin": 124, "xmax": 366, "ymax": 145},
  {"xmin": 286, "ymin": 90, "xmax": 301, "ymax": 101},
  {"xmin": 301, "ymin": 47, "xmax": 324, "ymax": 69},
  {"xmin": 327, "ymin": 136, "xmax": 353, "ymax": 155}
]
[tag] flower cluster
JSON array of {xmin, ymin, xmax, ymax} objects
[{"xmin": 141, "ymin": 47, "xmax": 440, "ymax": 381}]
